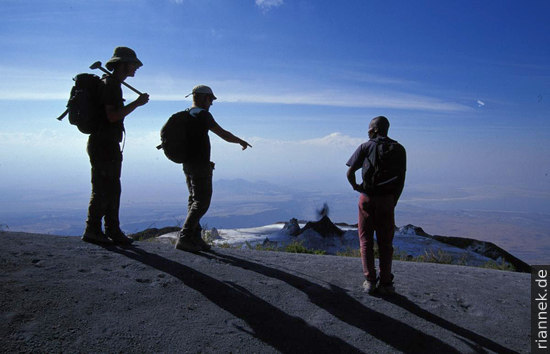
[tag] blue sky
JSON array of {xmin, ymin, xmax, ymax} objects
[{"xmin": 1, "ymin": 0, "xmax": 549, "ymax": 243}]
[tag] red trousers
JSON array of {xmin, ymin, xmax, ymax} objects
[{"xmin": 358, "ymin": 193, "xmax": 395, "ymax": 284}]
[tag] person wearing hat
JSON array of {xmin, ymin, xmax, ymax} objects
[
  {"xmin": 82, "ymin": 47, "xmax": 149, "ymax": 246},
  {"xmin": 175, "ymin": 85, "xmax": 251, "ymax": 252}
]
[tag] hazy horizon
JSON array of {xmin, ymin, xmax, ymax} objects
[{"xmin": 2, "ymin": 177, "xmax": 549, "ymax": 265}]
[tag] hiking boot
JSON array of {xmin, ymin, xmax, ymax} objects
[
  {"xmin": 106, "ymin": 229, "xmax": 134, "ymax": 246},
  {"xmin": 175, "ymin": 235, "xmax": 202, "ymax": 253},
  {"xmin": 362, "ymin": 280, "xmax": 377, "ymax": 295},
  {"xmin": 82, "ymin": 229, "xmax": 113, "ymax": 245},
  {"xmin": 192, "ymin": 234, "xmax": 211, "ymax": 251},
  {"xmin": 377, "ymin": 282, "xmax": 396, "ymax": 295}
]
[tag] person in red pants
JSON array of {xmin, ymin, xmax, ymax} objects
[{"xmin": 346, "ymin": 116, "xmax": 406, "ymax": 295}]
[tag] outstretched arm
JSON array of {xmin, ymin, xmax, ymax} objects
[{"xmin": 210, "ymin": 122, "xmax": 252, "ymax": 150}]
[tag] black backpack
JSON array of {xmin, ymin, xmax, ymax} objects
[
  {"xmin": 56, "ymin": 73, "xmax": 104, "ymax": 134},
  {"xmin": 362, "ymin": 139, "xmax": 406, "ymax": 195},
  {"xmin": 157, "ymin": 110, "xmax": 194, "ymax": 164}
]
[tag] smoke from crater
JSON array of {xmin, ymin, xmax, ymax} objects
[{"xmin": 316, "ymin": 203, "xmax": 329, "ymax": 220}]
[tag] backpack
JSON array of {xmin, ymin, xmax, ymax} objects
[
  {"xmin": 157, "ymin": 109, "xmax": 194, "ymax": 164},
  {"xmin": 56, "ymin": 73, "xmax": 104, "ymax": 134},
  {"xmin": 362, "ymin": 139, "xmax": 406, "ymax": 195}
]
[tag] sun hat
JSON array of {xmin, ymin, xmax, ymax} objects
[
  {"xmin": 105, "ymin": 47, "xmax": 143, "ymax": 71},
  {"xmin": 185, "ymin": 85, "xmax": 217, "ymax": 100}
]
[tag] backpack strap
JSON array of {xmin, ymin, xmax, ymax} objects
[
  {"xmin": 367, "ymin": 140, "xmax": 379, "ymax": 170},
  {"xmin": 189, "ymin": 107, "xmax": 205, "ymax": 117}
]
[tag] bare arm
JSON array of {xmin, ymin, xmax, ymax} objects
[
  {"xmin": 210, "ymin": 122, "xmax": 252, "ymax": 150},
  {"xmin": 105, "ymin": 93, "xmax": 149, "ymax": 123},
  {"xmin": 346, "ymin": 166, "xmax": 362, "ymax": 192}
]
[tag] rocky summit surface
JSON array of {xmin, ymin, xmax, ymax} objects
[{"xmin": 1, "ymin": 231, "xmax": 530, "ymax": 353}]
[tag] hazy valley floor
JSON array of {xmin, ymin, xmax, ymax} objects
[{"xmin": 1, "ymin": 232, "xmax": 530, "ymax": 353}]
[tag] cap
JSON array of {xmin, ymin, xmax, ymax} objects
[{"xmin": 185, "ymin": 85, "xmax": 217, "ymax": 100}]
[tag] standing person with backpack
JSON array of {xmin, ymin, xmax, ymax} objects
[
  {"xmin": 82, "ymin": 47, "xmax": 149, "ymax": 245},
  {"xmin": 346, "ymin": 116, "xmax": 406, "ymax": 295},
  {"xmin": 169, "ymin": 85, "xmax": 251, "ymax": 252}
]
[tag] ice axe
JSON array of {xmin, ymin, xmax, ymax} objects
[{"xmin": 89, "ymin": 61, "xmax": 143, "ymax": 95}]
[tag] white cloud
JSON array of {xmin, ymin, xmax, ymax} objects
[
  {"xmin": 244, "ymin": 132, "xmax": 363, "ymax": 149},
  {"xmin": 298, "ymin": 132, "xmax": 364, "ymax": 148},
  {"xmin": 219, "ymin": 89, "xmax": 471, "ymax": 112},
  {"xmin": 0, "ymin": 130, "xmax": 86, "ymax": 148},
  {"xmin": 0, "ymin": 65, "xmax": 471, "ymax": 113},
  {"xmin": 255, "ymin": 0, "xmax": 284, "ymax": 12},
  {"xmin": 207, "ymin": 132, "xmax": 364, "ymax": 189},
  {"xmin": 0, "ymin": 65, "xmax": 72, "ymax": 100},
  {"xmin": 138, "ymin": 71, "xmax": 472, "ymax": 112}
]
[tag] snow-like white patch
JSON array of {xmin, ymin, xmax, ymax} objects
[{"xmin": 158, "ymin": 223, "xmax": 497, "ymax": 266}]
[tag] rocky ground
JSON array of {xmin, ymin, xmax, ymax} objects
[{"xmin": 1, "ymin": 232, "xmax": 530, "ymax": 353}]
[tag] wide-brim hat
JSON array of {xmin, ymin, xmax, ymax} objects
[
  {"xmin": 185, "ymin": 85, "xmax": 217, "ymax": 100},
  {"xmin": 105, "ymin": 46, "xmax": 143, "ymax": 71}
]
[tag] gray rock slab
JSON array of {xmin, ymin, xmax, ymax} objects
[{"xmin": 0, "ymin": 232, "xmax": 529, "ymax": 353}]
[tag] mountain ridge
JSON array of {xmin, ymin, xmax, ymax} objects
[{"xmin": 130, "ymin": 217, "xmax": 531, "ymax": 272}]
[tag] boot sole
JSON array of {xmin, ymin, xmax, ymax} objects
[{"xmin": 175, "ymin": 241, "xmax": 202, "ymax": 253}]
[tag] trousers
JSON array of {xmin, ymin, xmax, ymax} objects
[
  {"xmin": 357, "ymin": 193, "xmax": 395, "ymax": 284},
  {"xmin": 181, "ymin": 161, "xmax": 214, "ymax": 237},
  {"xmin": 86, "ymin": 136, "xmax": 122, "ymax": 232}
]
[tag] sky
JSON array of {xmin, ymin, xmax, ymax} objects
[{"xmin": 0, "ymin": 0, "xmax": 549, "ymax": 255}]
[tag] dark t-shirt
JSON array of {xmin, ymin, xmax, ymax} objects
[
  {"xmin": 87, "ymin": 76, "xmax": 125, "ymax": 162},
  {"xmin": 186, "ymin": 108, "xmax": 216, "ymax": 164},
  {"xmin": 346, "ymin": 138, "xmax": 385, "ymax": 172},
  {"xmin": 95, "ymin": 75, "xmax": 125, "ymax": 143},
  {"xmin": 347, "ymin": 136, "xmax": 406, "ymax": 199}
]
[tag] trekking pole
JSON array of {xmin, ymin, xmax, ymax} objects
[{"xmin": 89, "ymin": 61, "xmax": 143, "ymax": 95}]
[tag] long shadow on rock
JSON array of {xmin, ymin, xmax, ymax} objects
[
  {"xmin": 202, "ymin": 251, "xmax": 460, "ymax": 353},
  {"xmin": 381, "ymin": 294, "xmax": 518, "ymax": 354},
  {"xmin": 104, "ymin": 245, "xmax": 362, "ymax": 353}
]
